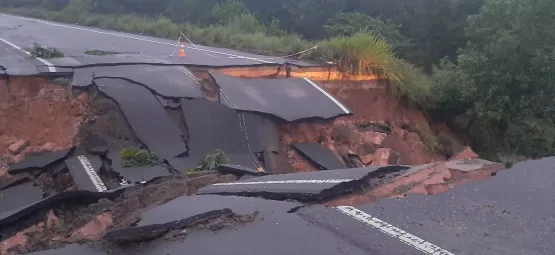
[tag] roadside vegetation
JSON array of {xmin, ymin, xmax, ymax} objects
[
  {"xmin": 26, "ymin": 42, "xmax": 64, "ymax": 59},
  {"xmin": 2, "ymin": 0, "xmax": 555, "ymax": 160}
]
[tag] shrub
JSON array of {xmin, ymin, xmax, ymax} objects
[
  {"xmin": 120, "ymin": 148, "xmax": 159, "ymax": 167},
  {"xmin": 195, "ymin": 149, "xmax": 230, "ymax": 171}
]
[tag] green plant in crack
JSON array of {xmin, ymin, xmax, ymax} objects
[
  {"xmin": 195, "ymin": 149, "xmax": 230, "ymax": 171},
  {"xmin": 120, "ymin": 148, "xmax": 159, "ymax": 167},
  {"xmin": 26, "ymin": 42, "xmax": 64, "ymax": 59},
  {"xmin": 84, "ymin": 50, "xmax": 117, "ymax": 56}
]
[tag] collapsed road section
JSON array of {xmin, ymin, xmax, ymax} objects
[{"xmin": 0, "ymin": 51, "xmax": 531, "ymax": 255}]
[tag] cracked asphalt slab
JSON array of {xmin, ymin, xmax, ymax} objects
[
  {"xmin": 0, "ymin": 14, "xmax": 317, "ymax": 67},
  {"xmin": 197, "ymin": 166, "xmax": 408, "ymax": 201},
  {"xmin": 72, "ymin": 65, "xmax": 202, "ymax": 98},
  {"xmin": 95, "ymin": 77, "xmax": 188, "ymax": 160},
  {"xmin": 212, "ymin": 71, "xmax": 352, "ymax": 121}
]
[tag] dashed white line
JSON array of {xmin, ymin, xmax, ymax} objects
[
  {"xmin": 213, "ymin": 179, "xmax": 354, "ymax": 186},
  {"xmin": 303, "ymin": 77, "xmax": 350, "ymax": 114},
  {"xmin": 4, "ymin": 14, "xmax": 275, "ymax": 64},
  {"xmin": 0, "ymin": 36, "xmax": 56, "ymax": 72},
  {"xmin": 77, "ymin": 155, "xmax": 107, "ymax": 192},
  {"xmin": 337, "ymin": 206, "xmax": 455, "ymax": 255}
]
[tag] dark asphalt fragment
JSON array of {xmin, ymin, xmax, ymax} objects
[
  {"xmin": 84, "ymin": 134, "xmax": 109, "ymax": 156},
  {"xmin": 293, "ymin": 143, "xmax": 346, "ymax": 170},
  {"xmin": 218, "ymin": 164, "xmax": 266, "ymax": 176},
  {"xmin": 95, "ymin": 78, "xmax": 188, "ymax": 161},
  {"xmin": 0, "ymin": 182, "xmax": 44, "ymax": 214},
  {"xmin": 74, "ymin": 65, "xmax": 202, "ymax": 98},
  {"xmin": 197, "ymin": 165, "xmax": 408, "ymax": 201},
  {"xmin": 210, "ymin": 71, "xmax": 352, "ymax": 121},
  {"xmin": 0, "ymin": 185, "xmax": 131, "ymax": 227},
  {"xmin": 104, "ymin": 195, "xmax": 300, "ymax": 243},
  {"xmin": 65, "ymin": 154, "xmax": 106, "ymax": 192},
  {"xmin": 8, "ymin": 148, "xmax": 74, "ymax": 174}
]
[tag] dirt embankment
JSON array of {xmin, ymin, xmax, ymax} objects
[
  {"xmin": 0, "ymin": 77, "xmax": 87, "ymax": 181},
  {"xmin": 279, "ymin": 80, "xmax": 454, "ymax": 171}
]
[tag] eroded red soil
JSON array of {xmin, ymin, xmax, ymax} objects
[
  {"xmin": 0, "ymin": 77, "xmax": 87, "ymax": 181},
  {"xmin": 279, "ymin": 80, "xmax": 451, "ymax": 171}
]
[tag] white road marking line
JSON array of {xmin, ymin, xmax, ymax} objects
[
  {"xmin": 337, "ymin": 206, "xmax": 455, "ymax": 255},
  {"xmin": 213, "ymin": 179, "xmax": 354, "ymax": 186},
  {"xmin": 5, "ymin": 14, "xmax": 275, "ymax": 64},
  {"xmin": 0, "ymin": 36, "xmax": 56, "ymax": 72},
  {"xmin": 77, "ymin": 155, "xmax": 107, "ymax": 192},
  {"xmin": 302, "ymin": 77, "xmax": 351, "ymax": 114}
]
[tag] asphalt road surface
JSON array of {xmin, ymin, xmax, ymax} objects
[{"xmin": 0, "ymin": 14, "xmax": 315, "ymax": 69}]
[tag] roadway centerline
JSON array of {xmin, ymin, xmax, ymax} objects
[
  {"xmin": 213, "ymin": 179, "xmax": 354, "ymax": 186},
  {"xmin": 337, "ymin": 206, "xmax": 455, "ymax": 255},
  {"xmin": 3, "ymin": 14, "xmax": 275, "ymax": 64},
  {"xmin": 0, "ymin": 36, "xmax": 56, "ymax": 72}
]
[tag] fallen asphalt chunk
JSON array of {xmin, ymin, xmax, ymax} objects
[
  {"xmin": 107, "ymin": 151, "xmax": 170, "ymax": 183},
  {"xmin": 211, "ymin": 71, "xmax": 352, "ymax": 121},
  {"xmin": 218, "ymin": 164, "xmax": 267, "ymax": 176},
  {"xmin": 65, "ymin": 154, "xmax": 107, "ymax": 192},
  {"xmin": 293, "ymin": 142, "xmax": 346, "ymax": 170},
  {"xmin": 8, "ymin": 147, "xmax": 74, "ymax": 174},
  {"xmin": 0, "ymin": 186, "xmax": 131, "ymax": 227},
  {"xmin": 95, "ymin": 78, "xmax": 188, "ymax": 159},
  {"xmin": 0, "ymin": 182, "xmax": 43, "ymax": 214},
  {"xmin": 84, "ymin": 134, "xmax": 109, "ymax": 156},
  {"xmin": 175, "ymin": 99, "xmax": 265, "ymax": 170},
  {"xmin": 197, "ymin": 165, "xmax": 408, "ymax": 201},
  {"xmin": 104, "ymin": 195, "xmax": 300, "ymax": 243}
]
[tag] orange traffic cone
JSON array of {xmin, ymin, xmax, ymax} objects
[{"xmin": 179, "ymin": 44, "xmax": 186, "ymax": 57}]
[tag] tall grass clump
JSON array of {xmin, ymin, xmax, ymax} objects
[{"xmin": 317, "ymin": 31, "xmax": 431, "ymax": 107}]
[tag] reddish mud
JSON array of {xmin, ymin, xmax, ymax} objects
[{"xmin": 0, "ymin": 78, "xmax": 87, "ymax": 180}]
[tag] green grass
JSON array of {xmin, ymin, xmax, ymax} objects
[
  {"xmin": 25, "ymin": 42, "xmax": 64, "ymax": 59},
  {"xmin": 2, "ymin": 7, "xmax": 432, "ymax": 107}
]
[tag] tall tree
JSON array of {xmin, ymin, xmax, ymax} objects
[{"xmin": 433, "ymin": 0, "xmax": 555, "ymax": 157}]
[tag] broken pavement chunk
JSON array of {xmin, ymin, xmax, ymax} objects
[
  {"xmin": 218, "ymin": 164, "xmax": 267, "ymax": 176},
  {"xmin": 84, "ymin": 134, "xmax": 109, "ymax": 156},
  {"xmin": 104, "ymin": 195, "xmax": 299, "ymax": 243},
  {"xmin": 0, "ymin": 182, "xmax": 43, "ymax": 214},
  {"xmin": 210, "ymin": 71, "xmax": 352, "ymax": 121},
  {"xmin": 197, "ymin": 166, "xmax": 408, "ymax": 201},
  {"xmin": 95, "ymin": 78, "xmax": 188, "ymax": 160},
  {"xmin": 8, "ymin": 147, "xmax": 74, "ymax": 174},
  {"xmin": 292, "ymin": 143, "xmax": 346, "ymax": 170},
  {"xmin": 65, "ymin": 154, "xmax": 106, "ymax": 192},
  {"xmin": 0, "ymin": 186, "xmax": 131, "ymax": 227}
]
